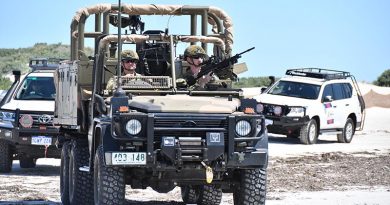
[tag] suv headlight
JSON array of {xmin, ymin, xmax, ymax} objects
[
  {"xmin": 287, "ymin": 107, "xmax": 305, "ymax": 117},
  {"xmin": 273, "ymin": 106, "xmax": 282, "ymax": 116},
  {"xmin": 0, "ymin": 111, "xmax": 15, "ymax": 122},
  {"xmin": 235, "ymin": 120, "xmax": 252, "ymax": 137},
  {"xmin": 125, "ymin": 119, "xmax": 142, "ymax": 135}
]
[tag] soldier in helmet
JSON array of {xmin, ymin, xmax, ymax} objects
[
  {"xmin": 182, "ymin": 45, "xmax": 213, "ymax": 88},
  {"xmin": 106, "ymin": 50, "xmax": 142, "ymax": 90}
]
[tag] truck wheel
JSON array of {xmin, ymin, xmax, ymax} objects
[
  {"xmin": 299, "ymin": 118, "xmax": 318, "ymax": 144},
  {"xmin": 60, "ymin": 141, "xmax": 70, "ymax": 205},
  {"xmin": 337, "ymin": 118, "xmax": 355, "ymax": 143},
  {"xmin": 0, "ymin": 140, "xmax": 13, "ymax": 173},
  {"xmin": 233, "ymin": 168, "xmax": 267, "ymax": 205},
  {"xmin": 180, "ymin": 185, "xmax": 199, "ymax": 204},
  {"xmin": 69, "ymin": 140, "xmax": 93, "ymax": 205},
  {"xmin": 19, "ymin": 156, "xmax": 36, "ymax": 168},
  {"xmin": 197, "ymin": 185, "xmax": 222, "ymax": 205},
  {"xmin": 94, "ymin": 145, "xmax": 125, "ymax": 205}
]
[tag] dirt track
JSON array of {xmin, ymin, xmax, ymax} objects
[{"xmin": 0, "ymin": 108, "xmax": 389, "ymax": 204}]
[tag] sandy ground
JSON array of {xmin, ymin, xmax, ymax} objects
[{"xmin": 0, "ymin": 107, "xmax": 389, "ymax": 205}]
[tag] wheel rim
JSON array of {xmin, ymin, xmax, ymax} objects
[
  {"xmin": 308, "ymin": 122, "xmax": 316, "ymax": 142},
  {"xmin": 345, "ymin": 122, "xmax": 354, "ymax": 141}
]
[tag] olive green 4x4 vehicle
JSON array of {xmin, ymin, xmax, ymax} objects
[{"xmin": 55, "ymin": 4, "xmax": 268, "ymax": 205}]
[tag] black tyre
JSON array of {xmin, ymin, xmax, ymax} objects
[
  {"xmin": 337, "ymin": 118, "xmax": 355, "ymax": 143},
  {"xmin": 197, "ymin": 185, "xmax": 222, "ymax": 205},
  {"xmin": 180, "ymin": 185, "xmax": 199, "ymax": 204},
  {"xmin": 69, "ymin": 140, "xmax": 94, "ymax": 205},
  {"xmin": 19, "ymin": 156, "xmax": 36, "ymax": 168},
  {"xmin": 60, "ymin": 141, "xmax": 70, "ymax": 205},
  {"xmin": 233, "ymin": 168, "xmax": 267, "ymax": 205},
  {"xmin": 94, "ymin": 145, "xmax": 125, "ymax": 205},
  {"xmin": 299, "ymin": 118, "xmax": 318, "ymax": 144},
  {"xmin": 0, "ymin": 140, "xmax": 12, "ymax": 173}
]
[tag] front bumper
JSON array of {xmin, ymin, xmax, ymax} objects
[
  {"xmin": 0, "ymin": 122, "xmax": 61, "ymax": 158},
  {"xmin": 102, "ymin": 113, "xmax": 269, "ymax": 170},
  {"xmin": 266, "ymin": 115, "xmax": 310, "ymax": 134}
]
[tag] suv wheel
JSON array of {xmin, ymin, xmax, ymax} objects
[
  {"xmin": 181, "ymin": 185, "xmax": 199, "ymax": 204},
  {"xmin": 94, "ymin": 145, "xmax": 125, "ymax": 205},
  {"xmin": 19, "ymin": 156, "xmax": 36, "ymax": 168},
  {"xmin": 60, "ymin": 141, "xmax": 70, "ymax": 205},
  {"xmin": 300, "ymin": 119, "xmax": 318, "ymax": 144},
  {"xmin": 233, "ymin": 168, "xmax": 267, "ymax": 205},
  {"xmin": 197, "ymin": 185, "xmax": 222, "ymax": 205},
  {"xmin": 0, "ymin": 140, "xmax": 13, "ymax": 173},
  {"xmin": 337, "ymin": 118, "xmax": 355, "ymax": 143},
  {"xmin": 69, "ymin": 140, "xmax": 93, "ymax": 204}
]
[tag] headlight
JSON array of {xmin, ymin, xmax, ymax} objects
[
  {"xmin": 235, "ymin": 120, "xmax": 252, "ymax": 137},
  {"xmin": 273, "ymin": 106, "xmax": 282, "ymax": 116},
  {"xmin": 256, "ymin": 103, "xmax": 264, "ymax": 113},
  {"xmin": 0, "ymin": 111, "xmax": 15, "ymax": 122},
  {"xmin": 125, "ymin": 119, "xmax": 142, "ymax": 135},
  {"xmin": 287, "ymin": 107, "xmax": 305, "ymax": 117}
]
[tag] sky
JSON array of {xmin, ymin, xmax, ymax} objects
[{"xmin": 0, "ymin": 0, "xmax": 389, "ymax": 82}]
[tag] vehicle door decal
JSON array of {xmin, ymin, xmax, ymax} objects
[{"xmin": 324, "ymin": 102, "xmax": 334, "ymax": 124}]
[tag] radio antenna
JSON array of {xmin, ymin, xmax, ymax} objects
[{"xmin": 114, "ymin": 0, "xmax": 125, "ymax": 96}]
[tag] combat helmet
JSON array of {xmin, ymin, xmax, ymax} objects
[
  {"xmin": 184, "ymin": 45, "xmax": 206, "ymax": 59},
  {"xmin": 121, "ymin": 50, "xmax": 139, "ymax": 61}
]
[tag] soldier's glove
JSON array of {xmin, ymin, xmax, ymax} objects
[{"xmin": 185, "ymin": 75, "xmax": 196, "ymax": 86}]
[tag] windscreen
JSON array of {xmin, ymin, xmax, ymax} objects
[
  {"xmin": 15, "ymin": 76, "xmax": 55, "ymax": 100},
  {"xmin": 267, "ymin": 80, "xmax": 320, "ymax": 100}
]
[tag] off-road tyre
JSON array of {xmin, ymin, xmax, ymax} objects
[
  {"xmin": 197, "ymin": 185, "xmax": 222, "ymax": 205},
  {"xmin": 233, "ymin": 168, "xmax": 267, "ymax": 205},
  {"xmin": 0, "ymin": 140, "xmax": 12, "ymax": 173},
  {"xmin": 180, "ymin": 185, "xmax": 199, "ymax": 204},
  {"xmin": 69, "ymin": 140, "xmax": 93, "ymax": 205},
  {"xmin": 60, "ymin": 141, "xmax": 70, "ymax": 205},
  {"xmin": 337, "ymin": 118, "xmax": 355, "ymax": 143},
  {"xmin": 300, "ymin": 118, "xmax": 318, "ymax": 144},
  {"xmin": 94, "ymin": 145, "xmax": 125, "ymax": 205},
  {"xmin": 19, "ymin": 156, "xmax": 36, "ymax": 168}
]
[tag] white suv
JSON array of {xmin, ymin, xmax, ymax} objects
[
  {"xmin": 0, "ymin": 59, "xmax": 61, "ymax": 173},
  {"xmin": 254, "ymin": 68, "xmax": 365, "ymax": 144}
]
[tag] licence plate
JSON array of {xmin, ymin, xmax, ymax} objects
[
  {"xmin": 31, "ymin": 136, "xmax": 52, "ymax": 146},
  {"xmin": 265, "ymin": 119, "xmax": 274, "ymax": 126},
  {"xmin": 112, "ymin": 152, "xmax": 146, "ymax": 165}
]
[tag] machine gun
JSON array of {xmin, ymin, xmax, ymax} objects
[{"xmin": 186, "ymin": 47, "xmax": 255, "ymax": 86}]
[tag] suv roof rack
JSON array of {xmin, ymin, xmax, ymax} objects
[
  {"xmin": 29, "ymin": 58, "xmax": 65, "ymax": 71},
  {"xmin": 285, "ymin": 68, "xmax": 351, "ymax": 80}
]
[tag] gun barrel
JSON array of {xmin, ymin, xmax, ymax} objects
[{"xmin": 238, "ymin": 47, "xmax": 255, "ymax": 56}]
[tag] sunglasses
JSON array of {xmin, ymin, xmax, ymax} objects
[
  {"xmin": 191, "ymin": 55, "xmax": 202, "ymax": 59},
  {"xmin": 123, "ymin": 59, "xmax": 138, "ymax": 63}
]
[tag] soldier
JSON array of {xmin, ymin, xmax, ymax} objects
[
  {"xmin": 106, "ymin": 50, "xmax": 142, "ymax": 90},
  {"xmin": 182, "ymin": 45, "xmax": 212, "ymax": 88}
]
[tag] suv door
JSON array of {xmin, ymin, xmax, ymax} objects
[
  {"xmin": 321, "ymin": 84, "xmax": 337, "ymax": 129},
  {"xmin": 327, "ymin": 83, "xmax": 352, "ymax": 128}
]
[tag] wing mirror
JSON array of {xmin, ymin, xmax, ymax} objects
[{"xmin": 323, "ymin": 95, "xmax": 333, "ymax": 102}]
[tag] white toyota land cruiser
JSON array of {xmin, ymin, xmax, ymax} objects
[
  {"xmin": 0, "ymin": 58, "xmax": 61, "ymax": 173},
  {"xmin": 254, "ymin": 68, "xmax": 365, "ymax": 144}
]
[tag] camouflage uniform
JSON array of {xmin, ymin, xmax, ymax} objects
[
  {"xmin": 180, "ymin": 45, "xmax": 214, "ymax": 90},
  {"xmin": 106, "ymin": 50, "xmax": 141, "ymax": 90}
]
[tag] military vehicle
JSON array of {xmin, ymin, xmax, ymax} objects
[
  {"xmin": 55, "ymin": 3, "xmax": 268, "ymax": 205},
  {"xmin": 0, "ymin": 58, "xmax": 60, "ymax": 173}
]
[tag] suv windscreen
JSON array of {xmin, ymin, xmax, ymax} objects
[
  {"xmin": 268, "ymin": 80, "xmax": 320, "ymax": 99},
  {"xmin": 15, "ymin": 76, "xmax": 55, "ymax": 100}
]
